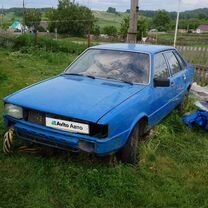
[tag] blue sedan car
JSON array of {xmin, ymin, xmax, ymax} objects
[{"xmin": 3, "ymin": 44, "xmax": 195, "ymax": 164}]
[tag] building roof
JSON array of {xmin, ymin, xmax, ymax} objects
[
  {"xmin": 91, "ymin": 44, "xmax": 175, "ymax": 54},
  {"xmin": 197, "ymin": 25, "xmax": 208, "ymax": 32},
  {"xmin": 10, "ymin": 21, "xmax": 23, "ymax": 30}
]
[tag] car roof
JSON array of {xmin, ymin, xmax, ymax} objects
[{"xmin": 90, "ymin": 43, "xmax": 175, "ymax": 54}]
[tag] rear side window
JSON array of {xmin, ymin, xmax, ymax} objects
[
  {"xmin": 174, "ymin": 52, "xmax": 187, "ymax": 70},
  {"xmin": 165, "ymin": 52, "xmax": 181, "ymax": 75},
  {"xmin": 154, "ymin": 53, "xmax": 169, "ymax": 79}
]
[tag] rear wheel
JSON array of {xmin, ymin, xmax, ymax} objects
[
  {"xmin": 116, "ymin": 120, "xmax": 146, "ymax": 165},
  {"xmin": 178, "ymin": 92, "xmax": 189, "ymax": 114}
]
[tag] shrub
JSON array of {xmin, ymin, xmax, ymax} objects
[{"xmin": 10, "ymin": 34, "xmax": 88, "ymax": 55}]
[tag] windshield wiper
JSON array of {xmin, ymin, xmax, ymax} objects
[
  {"xmin": 63, "ymin": 73, "xmax": 95, "ymax": 79},
  {"xmin": 106, "ymin": 77, "xmax": 133, "ymax": 85}
]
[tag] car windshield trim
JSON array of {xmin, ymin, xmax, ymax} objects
[{"xmin": 64, "ymin": 48, "xmax": 152, "ymax": 86}]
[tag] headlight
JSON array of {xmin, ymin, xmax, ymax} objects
[{"xmin": 4, "ymin": 104, "xmax": 23, "ymax": 119}]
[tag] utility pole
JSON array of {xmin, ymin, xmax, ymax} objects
[
  {"xmin": 127, "ymin": 0, "xmax": 139, "ymax": 43},
  {"xmin": 1, "ymin": 5, "xmax": 3, "ymax": 29},
  {"xmin": 23, "ymin": 0, "xmax": 25, "ymax": 33},
  {"xmin": 174, "ymin": 0, "xmax": 181, "ymax": 47}
]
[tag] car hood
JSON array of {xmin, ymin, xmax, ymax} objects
[{"xmin": 4, "ymin": 75, "xmax": 145, "ymax": 123}]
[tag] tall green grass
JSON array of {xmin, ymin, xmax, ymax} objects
[
  {"xmin": 0, "ymin": 34, "xmax": 88, "ymax": 55},
  {"xmin": 0, "ymin": 48, "xmax": 208, "ymax": 208}
]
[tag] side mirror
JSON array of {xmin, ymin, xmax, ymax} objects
[{"xmin": 154, "ymin": 78, "xmax": 170, "ymax": 87}]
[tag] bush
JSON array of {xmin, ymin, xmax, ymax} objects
[
  {"xmin": 10, "ymin": 34, "xmax": 88, "ymax": 55},
  {"xmin": 0, "ymin": 34, "xmax": 16, "ymax": 48},
  {"xmin": 103, "ymin": 26, "xmax": 117, "ymax": 37}
]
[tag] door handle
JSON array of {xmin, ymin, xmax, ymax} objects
[{"xmin": 170, "ymin": 81, "xmax": 175, "ymax": 87}]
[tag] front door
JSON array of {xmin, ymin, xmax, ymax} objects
[{"xmin": 149, "ymin": 52, "xmax": 175, "ymax": 126}]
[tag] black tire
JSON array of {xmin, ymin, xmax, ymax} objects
[
  {"xmin": 116, "ymin": 120, "xmax": 146, "ymax": 165},
  {"xmin": 178, "ymin": 92, "xmax": 189, "ymax": 114}
]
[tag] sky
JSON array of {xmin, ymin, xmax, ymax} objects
[{"xmin": 1, "ymin": 0, "xmax": 208, "ymax": 12}]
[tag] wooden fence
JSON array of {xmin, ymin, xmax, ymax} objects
[
  {"xmin": 177, "ymin": 46, "xmax": 208, "ymax": 66},
  {"xmin": 194, "ymin": 65, "xmax": 208, "ymax": 86},
  {"xmin": 177, "ymin": 46, "xmax": 208, "ymax": 86}
]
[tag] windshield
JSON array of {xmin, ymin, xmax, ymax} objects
[{"xmin": 65, "ymin": 49, "xmax": 150, "ymax": 84}]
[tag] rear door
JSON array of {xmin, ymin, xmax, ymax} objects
[
  {"xmin": 174, "ymin": 50, "xmax": 189, "ymax": 88},
  {"xmin": 164, "ymin": 51, "xmax": 187, "ymax": 107}
]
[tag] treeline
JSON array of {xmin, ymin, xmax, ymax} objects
[
  {"xmin": 127, "ymin": 8, "xmax": 208, "ymax": 20},
  {"xmin": 2, "ymin": 2, "xmax": 208, "ymax": 40},
  {"xmin": 2, "ymin": 7, "xmax": 51, "ymax": 16},
  {"xmin": 4, "ymin": 6, "xmax": 208, "ymax": 21}
]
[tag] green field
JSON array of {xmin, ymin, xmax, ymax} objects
[
  {"xmin": 2, "ymin": 10, "xmax": 126, "ymax": 30},
  {"xmin": 0, "ymin": 48, "xmax": 208, "ymax": 208},
  {"xmin": 93, "ymin": 11, "xmax": 127, "ymax": 30},
  {"xmin": 2, "ymin": 12, "xmax": 22, "ymax": 25},
  {"xmin": 153, "ymin": 33, "xmax": 208, "ymax": 47}
]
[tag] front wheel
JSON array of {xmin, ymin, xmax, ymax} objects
[{"xmin": 116, "ymin": 121, "xmax": 146, "ymax": 165}]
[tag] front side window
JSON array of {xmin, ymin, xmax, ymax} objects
[
  {"xmin": 165, "ymin": 52, "xmax": 181, "ymax": 75},
  {"xmin": 65, "ymin": 49, "xmax": 150, "ymax": 84},
  {"xmin": 154, "ymin": 53, "xmax": 169, "ymax": 79}
]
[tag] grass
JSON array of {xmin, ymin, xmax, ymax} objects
[
  {"xmin": 153, "ymin": 33, "xmax": 208, "ymax": 47},
  {"xmin": 93, "ymin": 11, "xmax": 128, "ymax": 30},
  {"xmin": 2, "ymin": 12, "xmax": 22, "ymax": 25},
  {"xmin": 0, "ymin": 48, "xmax": 208, "ymax": 208}
]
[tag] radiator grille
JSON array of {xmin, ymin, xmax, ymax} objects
[
  {"xmin": 27, "ymin": 110, "xmax": 45, "ymax": 126},
  {"xmin": 25, "ymin": 109, "xmax": 108, "ymax": 138}
]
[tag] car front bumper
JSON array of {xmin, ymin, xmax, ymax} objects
[{"xmin": 4, "ymin": 116, "xmax": 129, "ymax": 156}]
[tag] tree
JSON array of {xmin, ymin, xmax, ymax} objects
[
  {"xmin": 120, "ymin": 16, "xmax": 129, "ymax": 38},
  {"xmin": 107, "ymin": 7, "xmax": 117, "ymax": 13},
  {"xmin": 137, "ymin": 17, "xmax": 148, "ymax": 40},
  {"xmin": 58, "ymin": 0, "xmax": 72, "ymax": 9},
  {"xmin": 103, "ymin": 26, "xmax": 117, "ymax": 36},
  {"xmin": 120, "ymin": 16, "xmax": 149, "ymax": 40},
  {"xmin": 152, "ymin": 10, "xmax": 171, "ymax": 31},
  {"xmin": 48, "ymin": 0, "xmax": 95, "ymax": 36},
  {"xmin": 25, "ymin": 9, "xmax": 42, "ymax": 30},
  {"xmin": 198, "ymin": 13, "xmax": 207, "ymax": 20},
  {"xmin": 92, "ymin": 25, "xmax": 101, "ymax": 36}
]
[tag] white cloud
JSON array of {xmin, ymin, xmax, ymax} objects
[{"xmin": 182, "ymin": 0, "xmax": 207, "ymax": 4}]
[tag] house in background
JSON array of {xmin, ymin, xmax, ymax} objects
[
  {"xmin": 8, "ymin": 21, "xmax": 29, "ymax": 33},
  {"xmin": 8, "ymin": 21, "xmax": 23, "ymax": 32},
  {"xmin": 39, "ymin": 21, "xmax": 49, "ymax": 32},
  {"xmin": 196, "ymin": 25, "xmax": 208, "ymax": 33}
]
